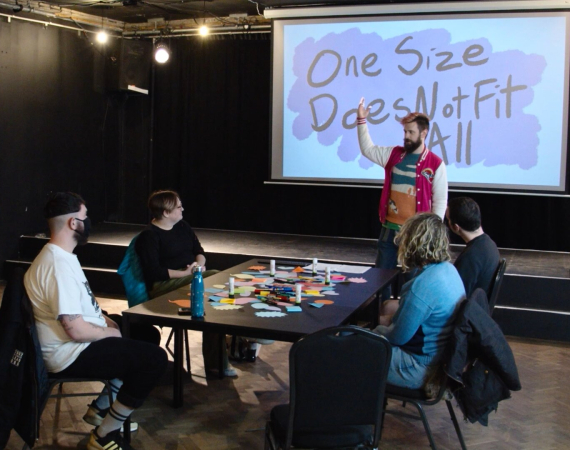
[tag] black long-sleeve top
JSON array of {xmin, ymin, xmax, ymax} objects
[{"xmin": 135, "ymin": 220, "xmax": 205, "ymax": 288}]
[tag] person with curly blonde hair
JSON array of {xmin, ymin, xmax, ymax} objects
[{"xmin": 373, "ymin": 213, "xmax": 465, "ymax": 389}]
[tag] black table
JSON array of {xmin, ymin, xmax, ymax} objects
[{"xmin": 122, "ymin": 258, "xmax": 398, "ymax": 407}]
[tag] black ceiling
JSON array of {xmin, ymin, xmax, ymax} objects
[{"xmin": 5, "ymin": 0, "xmax": 478, "ymax": 25}]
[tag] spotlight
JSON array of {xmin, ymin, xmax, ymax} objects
[
  {"xmin": 96, "ymin": 31, "xmax": 108, "ymax": 44},
  {"xmin": 154, "ymin": 43, "xmax": 170, "ymax": 64},
  {"xmin": 199, "ymin": 25, "xmax": 209, "ymax": 36}
]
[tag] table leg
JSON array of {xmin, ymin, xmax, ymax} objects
[
  {"xmin": 173, "ymin": 328, "xmax": 184, "ymax": 408},
  {"xmin": 371, "ymin": 292, "xmax": 381, "ymax": 328},
  {"xmin": 218, "ymin": 333, "xmax": 225, "ymax": 379},
  {"xmin": 121, "ymin": 316, "xmax": 131, "ymax": 442}
]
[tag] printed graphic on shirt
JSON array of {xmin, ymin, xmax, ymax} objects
[
  {"xmin": 387, "ymin": 153, "xmax": 420, "ymax": 225},
  {"xmin": 421, "ymin": 168, "xmax": 435, "ymax": 183},
  {"xmin": 83, "ymin": 281, "xmax": 101, "ymax": 314}
]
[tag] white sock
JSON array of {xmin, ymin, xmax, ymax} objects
[
  {"xmin": 96, "ymin": 400, "xmax": 134, "ymax": 438},
  {"xmin": 94, "ymin": 379, "xmax": 123, "ymax": 410}
]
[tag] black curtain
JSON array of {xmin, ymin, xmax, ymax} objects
[
  {"xmin": 0, "ymin": 18, "xmax": 108, "ymax": 271},
  {"xmin": 152, "ymin": 35, "xmax": 570, "ymax": 252}
]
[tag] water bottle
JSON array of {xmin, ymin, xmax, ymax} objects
[{"xmin": 190, "ymin": 265, "xmax": 205, "ymax": 318}]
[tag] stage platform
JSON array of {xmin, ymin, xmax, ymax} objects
[{"xmin": 6, "ymin": 222, "xmax": 570, "ymax": 342}]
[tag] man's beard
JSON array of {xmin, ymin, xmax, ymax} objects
[
  {"xmin": 74, "ymin": 232, "xmax": 89, "ymax": 246},
  {"xmin": 403, "ymin": 138, "xmax": 422, "ymax": 154}
]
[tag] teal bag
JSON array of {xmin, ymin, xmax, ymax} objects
[{"xmin": 117, "ymin": 235, "xmax": 149, "ymax": 307}]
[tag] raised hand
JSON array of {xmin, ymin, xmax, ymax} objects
[{"xmin": 358, "ymin": 97, "xmax": 371, "ymax": 119}]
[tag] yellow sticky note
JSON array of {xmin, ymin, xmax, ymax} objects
[{"xmin": 220, "ymin": 299, "xmax": 235, "ymax": 304}]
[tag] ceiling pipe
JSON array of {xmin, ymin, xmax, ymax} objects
[{"xmin": 123, "ymin": 24, "xmax": 270, "ymax": 37}]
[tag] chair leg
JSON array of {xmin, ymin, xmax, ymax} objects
[
  {"xmin": 166, "ymin": 328, "xmax": 175, "ymax": 356},
  {"xmin": 264, "ymin": 422, "xmax": 277, "ymax": 450},
  {"xmin": 445, "ymin": 400, "xmax": 467, "ymax": 450},
  {"xmin": 410, "ymin": 401, "xmax": 438, "ymax": 450}
]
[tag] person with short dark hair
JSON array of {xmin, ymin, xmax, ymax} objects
[
  {"xmin": 446, "ymin": 197, "xmax": 500, "ymax": 297},
  {"xmin": 373, "ymin": 213, "xmax": 465, "ymax": 389},
  {"xmin": 24, "ymin": 192, "xmax": 168, "ymax": 450},
  {"xmin": 357, "ymin": 99, "xmax": 448, "ymax": 298}
]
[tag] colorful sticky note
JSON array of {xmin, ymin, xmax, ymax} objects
[
  {"xmin": 230, "ymin": 273, "xmax": 255, "ymax": 279},
  {"xmin": 220, "ymin": 299, "xmax": 235, "ymax": 304},
  {"xmin": 212, "ymin": 304, "xmax": 242, "ymax": 310},
  {"xmin": 286, "ymin": 306, "xmax": 302, "ymax": 312},
  {"xmin": 255, "ymin": 311, "xmax": 287, "ymax": 318},
  {"xmin": 347, "ymin": 277, "xmax": 367, "ymax": 283},
  {"xmin": 168, "ymin": 299, "xmax": 190, "ymax": 308},
  {"xmin": 209, "ymin": 296, "xmax": 223, "ymax": 302},
  {"xmin": 308, "ymin": 302, "xmax": 324, "ymax": 308},
  {"xmin": 248, "ymin": 265, "xmax": 266, "ymax": 270},
  {"xmin": 205, "ymin": 288, "xmax": 223, "ymax": 293},
  {"xmin": 315, "ymin": 299, "xmax": 334, "ymax": 305}
]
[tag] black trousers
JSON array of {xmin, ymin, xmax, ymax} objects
[{"xmin": 56, "ymin": 337, "xmax": 167, "ymax": 409}]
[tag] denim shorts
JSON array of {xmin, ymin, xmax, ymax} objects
[{"xmin": 387, "ymin": 346, "xmax": 439, "ymax": 389}]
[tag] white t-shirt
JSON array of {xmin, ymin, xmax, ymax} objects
[{"xmin": 24, "ymin": 243, "xmax": 107, "ymax": 373}]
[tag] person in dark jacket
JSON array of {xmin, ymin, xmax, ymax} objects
[
  {"xmin": 446, "ymin": 197, "xmax": 500, "ymax": 297},
  {"xmin": 444, "ymin": 288, "xmax": 521, "ymax": 425}
]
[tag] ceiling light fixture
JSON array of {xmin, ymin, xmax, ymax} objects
[
  {"xmin": 96, "ymin": 30, "xmax": 108, "ymax": 43},
  {"xmin": 154, "ymin": 43, "xmax": 170, "ymax": 64},
  {"xmin": 199, "ymin": 25, "xmax": 209, "ymax": 36}
]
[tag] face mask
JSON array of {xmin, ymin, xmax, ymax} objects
[{"xmin": 74, "ymin": 217, "xmax": 91, "ymax": 246}]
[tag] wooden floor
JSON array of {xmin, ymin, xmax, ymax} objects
[{"xmin": 5, "ymin": 296, "xmax": 570, "ymax": 450}]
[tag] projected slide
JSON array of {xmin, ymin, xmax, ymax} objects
[{"xmin": 271, "ymin": 12, "xmax": 570, "ymax": 192}]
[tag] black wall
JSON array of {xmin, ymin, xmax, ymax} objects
[{"xmin": 0, "ymin": 20, "xmax": 569, "ymax": 276}]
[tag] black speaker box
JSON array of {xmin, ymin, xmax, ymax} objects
[{"xmin": 105, "ymin": 39, "xmax": 152, "ymax": 93}]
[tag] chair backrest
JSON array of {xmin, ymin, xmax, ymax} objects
[
  {"xmin": 487, "ymin": 258, "xmax": 507, "ymax": 315},
  {"xmin": 286, "ymin": 326, "xmax": 391, "ymax": 448},
  {"xmin": 117, "ymin": 235, "xmax": 149, "ymax": 307}
]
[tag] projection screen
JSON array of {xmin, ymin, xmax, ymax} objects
[{"xmin": 270, "ymin": 5, "xmax": 570, "ymax": 193}]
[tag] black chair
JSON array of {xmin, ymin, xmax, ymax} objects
[
  {"xmin": 487, "ymin": 258, "xmax": 507, "ymax": 315},
  {"xmin": 24, "ymin": 377, "xmax": 115, "ymax": 449},
  {"xmin": 383, "ymin": 377, "xmax": 467, "ymax": 450},
  {"xmin": 265, "ymin": 326, "xmax": 392, "ymax": 450}
]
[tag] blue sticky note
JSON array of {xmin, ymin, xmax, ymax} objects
[
  {"xmin": 209, "ymin": 296, "xmax": 223, "ymax": 302},
  {"xmin": 208, "ymin": 302, "xmax": 223, "ymax": 307},
  {"xmin": 309, "ymin": 302, "xmax": 324, "ymax": 308},
  {"xmin": 206, "ymin": 288, "xmax": 223, "ymax": 293},
  {"xmin": 286, "ymin": 306, "xmax": 302, "ymax": 312}
]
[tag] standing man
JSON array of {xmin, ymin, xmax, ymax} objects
[
  {"xmin": 357, "ymin": 98, "xmax": 448, "ymax": 285},
  {"xmin": 446, "ymin": 197, "xmax": 500, "ymax": 297},
  {"xmin": 24, "ymin": 192, "xmax": 167, "ymax": 450}
]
